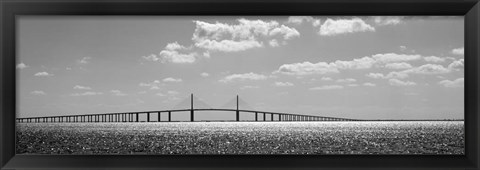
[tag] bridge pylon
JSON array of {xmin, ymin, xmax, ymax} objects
[
  {"xmin": 236, "ymin": 95, "xmax": 239, "ymax": 121},
  {"xmin": 191, "ymin": 93, "xmax": 194, "ymax": 122}
]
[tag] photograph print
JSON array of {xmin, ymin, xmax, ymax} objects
[{"xmin": 16, "ymin": 16, "xmax": 464, "ymax": 154}]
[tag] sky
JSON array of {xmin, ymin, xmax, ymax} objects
[{"xmin": 16, "ymin": 16, "xmax": 464, "ymax": 120}]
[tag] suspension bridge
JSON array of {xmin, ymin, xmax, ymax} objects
[{"xmin": 16, "ymin": 94, "xmax": 359, "ymax": 123}]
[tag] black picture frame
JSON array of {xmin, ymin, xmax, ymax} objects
[{"xmin": 1, "ymin": 0, "xmax": 479, "ymax": 169}]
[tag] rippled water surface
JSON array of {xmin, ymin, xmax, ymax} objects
[{"xmin": 16, "ymin": 121, "xmax": 464, "ymax": 154}]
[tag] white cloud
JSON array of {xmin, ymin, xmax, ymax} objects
[
  {"xmin": 366, "ymin": 73, "xmax": 385, "ymax": 79},
  {"xmin": 321, "ymin": 77, "xmax": 333, "ymax": 81},
  {"xmin": 203, "ymin": 51, "xmax": 211, "ymax": 58},
  {"xmin": 371, "ymin": 53, "xmax": 421, "ymax": 64},
  {"xmin": 200, "ymin": 72, "xmax": 210, "ymax": 77},
  {"xmin": 309, "ymin": 85, "xmax": 344, "ymax": 90},
  {"xmin": 16, "ymin": 63, "xmax": 28, "ymax": 69},
  {"xmin": 167, "ymin": 90, "xmax": 179, "ymax": 95},
  {"xmin": 159, "ymin": 42, "xmax": 197, "ymax": 63},
  {"xmin": 142, "ymin": 54, "xmax": 160, "ymax": 61},
  {"xmin": 385, "ymin": 71, "xmax": 409, "ymax": 79},
  {"xmin": 389, "ymin": 79, "xmax": 416, "ymax": 86},
  {"xmin": 34, "ymin": 72, "xmax": 53, "ymax": 77},
  {"xmin": 287, "ymin": 16, "xmax": 321, "ymax": 27},
  {"xmin": 384, "ymin": 62, "xmax": 413, "ymax": 69},
  {"xmin": 407, "ymin": 64, "xmax": 450, "ymax": 75},
  {"xmin": 193, "ymin": 39, "xmax": 263, "ymax": 52},
  {"xmin": 73, "ymin": 85, "xmax": 92, "ymax": 90},
  {"xmin": 319, "ymin": 18, "xmax": 375, "ymax": 36},
  {"xmin": 448, "ymin": 59, "xmax": 464, "ymax": 71},
  {"xmin": 269, "ymin": 25, "xmax": 300, "ymax": 40},
  {"xmin": 139, "ymin": 80, "xmax": 164, "ymax": 90},
  {"xmin": 31, "ymin": 90, "xmax": 46, "ymax": 95},
  {"xmin": 373, "ymin": 16, "xmax": 404, "ymax": 26},
  {"xmin": 334, "ymin": 57, "xmax": 376, "ymax": 69},
  {"xmin": 240, "ymin": 85, "xmax": 260, "ymax": 89},
  {"xmin": 269, "ymin": 39, "xmax": 279, "ymax": 47},
  {"xmin": 336, "ymin": 78, "xmax": 356, "ymax": 83},
  {"xmin": 424, "ymin": 56, "xmax": 446, "ymax": 63},
  {"xmin": 192, "ymin": 19, "xmax": 299, "ymax": 52},
  {"xmin": 163, "ymin": 77, "xmax": 183, "ymax": 83},
  {"xmin": 274, "ymin": 82, "xmax": 294, "ymax": 87},
  {"xmin": 220, "ymin": 72, "xmax": 267, "ymax": 83},
  {"xmin": 78, "ymin": 57, "xmax": 91, "ymax": 64},
  {"xmin": 110, "ymin": 90, "xmax": 127, "ymax": 96},
  {"xmin": 348, "ymin": 84, "xmax": 359, "ymax": 87},
  {"xmin": 71, "ymin": 91, "xmax": 103, "ymax": 96},
  {"xmin": 275, "ymin": 61, "xmax": 339, "ymax": 75},
  {"xmin": 363, "ymin": 82, "xmax": 376, "ymax": 87},
  {"xmin": 438, "ymin": 78, "xmax": 464, "ymax": 88},
  {"xmin": 452, "ymin": 47, "xmax": 464, "ymax": 55}
]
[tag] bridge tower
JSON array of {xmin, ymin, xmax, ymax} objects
[
  {"xmin": 191, "ymin": 93, "xmax": 194, "ymax": 122},
  {"xmin": 236, "ymin": 95, "xmax": 240, "ymax": 121}
]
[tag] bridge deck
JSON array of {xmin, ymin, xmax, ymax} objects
[{"xmin": 16, "ymin": 108, "xmax": 358, "ymax": 123}]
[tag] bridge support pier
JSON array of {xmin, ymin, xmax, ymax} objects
[
  {"xmin": 147, "ymin": 112, "xmax": 150, "ymax": 122},
  {"xmin": 255, "ymin": 112, "xmax": 258, "ymax": 121},
  {"xmin": 263, "ymin": 113, "xmax": 266, "ymax": 121},
  {"xmin": 158, "ymin": 112, "xmax": 161, "ymax": 122}
]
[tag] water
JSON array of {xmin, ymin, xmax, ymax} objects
[{"xmin": 16, "ymin": 121, "xmax": 464, "ymax": 154}]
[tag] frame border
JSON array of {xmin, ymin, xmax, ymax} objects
[{"xmin": 1, "ymin": 0, "xmax": 479, "ymax": 169}]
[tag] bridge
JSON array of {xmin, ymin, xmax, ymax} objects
[{"xmin": 16, "ymin": 94, "xmax": 359, "ymax": 123}]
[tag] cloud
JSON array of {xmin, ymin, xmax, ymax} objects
[
  {"xmin": 384, "ymin": 62, "xmax": 413, "ymax": 69},
  {"xmin": 71, "ymin": 91, "xmax": 103, "ymax": 96},
  {"xmin": 269, "ymin": 39, "xmax": 279, "ymax": 47},
  {"xmin": 309, "ymin": 85, "xmax": 344, "ymax": 90},
  {"xmin": 275, "ymin": 53, "xmax": 422, "ymax": 76},
  {"xmin": 319, "ymin": 18, "xmax": 375, "ymax": 36},
  {"xmin": 373, "ymin": 16, "xmax": 404, "ymax": 26},
  {"xmin": 407, "ymin": 64, "xmax": 450, "ymax": 74},
  {"xmin": 220, "ymin": 72, "xmax": 267, "ymax": 83},
  {"xmin": 321, "ymin": 77, "xmax": 333, "ymax": 81},
  {"xmin": 274, "ymin": 82, "xmax": 294, "ymax": 87},
  {"xmin": 438, "ymin": 78, "xmax": 464, "ymax": 88},
  {"xmin": 424, "ymin": 56, "xmax": 446, "ymax": 63},
  {"xmin": 385, "ymin": 71, "xmax": 409, "ymax": 79},
  {"xmin": 287, "ymin": 16, "xmax": 321, "ymax": 26},
  {"xmin": 167, "ymin": 90, "xmax": 179, "ymax": 95},
  {"xmin": 371, "ymin": 53, "xmax": 422, "ymax": 64},
  {"xmin": 192, "ymin": 19, "xmax": 299, "ymax": 52},
  {"xmin": 275, "ymin": 61, "xmax": 339, "ymax": 75},
  {"xmin": 73, "ymin": 85, "xmax": 92, "ymax": 90},
  {"xmin": 269, "ymin": 25, "xmax": 301, "ymax": 40},
  {"xmin": 366, "ymin": 73, "xmax": 385, "ymax": 79},
  {"xmin": 240, "ymin": 85, "xmax": 260, "ymax": 89},
  {"xmin": 78, "ymin": 57, "xmax": 91, "ymax": 64},
  {"xmin": 34, "ymin": 72, "xmax": 53, "ymax": 77},
  {"xmin": 31, "ymin": 90, "xmax": 46, "ymax": 95},
  {"xmin": 363, "ymin": 82, "xmax": 376, "ymax": 87},
  {"xmin": 158, "ymin": 42, "xmax": 197, "ymax": 63},
  {"xmin": 200, "ymin": 72, "xmax": 210, "ymax": 77},
  {"xmin": 452, "ymin": 47, "xmax": 464, "ymax": 55},
  {"xmin": 334, "ymin": 57, "xmax": 376, "ymax": 69},
  {"xmin": 110, "ymin": 90, "xmax": 127, "ymax": 96},
  {"xmin": 142, "ymin": 54, "xmax": 160, "ymax": 61},
  {"xmin": 389, "ymin": 79, "xmax": 416, "ymax": 86},
  {"xmin": 139, "ymin": 80, "xmax": 164, "ymax": 90},
  {"xmin": 336, "ymin": 78, "xmax": 356, "ymax": 83},
  {"xmin": 448, "ymin": 59, "xmax": 464, "ymax": 71},
  {"xmin": 348, "ymin": 84, "xmax": 359, "ymax": 87},
  {"xmin": 163, "ymin": 77, "xmax": 183, "ymax": 83},
  {"xmin": 16, "ymin": 63, "xmax": 28, "ymax": 69}
]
